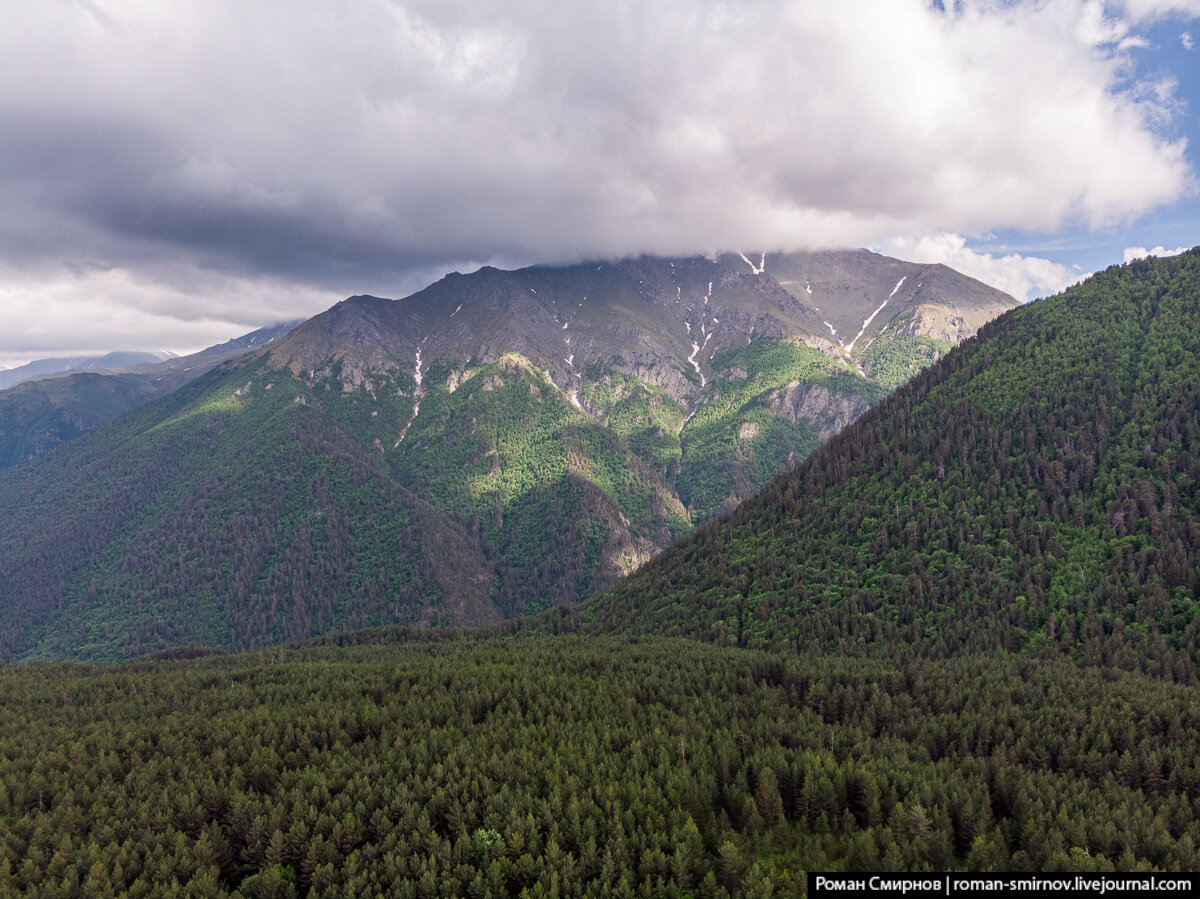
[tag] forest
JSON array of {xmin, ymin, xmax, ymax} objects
[{"xmin": 2, "ymin": 636, "xmax": 1199, "ymax": 897}]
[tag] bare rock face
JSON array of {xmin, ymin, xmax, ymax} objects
[
  {"xmin": 260, "ymin": 250, "xmax": 1016, "ymax": 404},
  {"xmin": 771, "ymin": 381, "xmax": 871, "ymax": 440},
  {"xmin": 902, "ymin": 304, "xmax": 976, "ymax": 343}
]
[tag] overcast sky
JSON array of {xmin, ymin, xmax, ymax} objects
[{"xmin": 2, "ymin": 0, "xmax": 1199, "ymax": 366}]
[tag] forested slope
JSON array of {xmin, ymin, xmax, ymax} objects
[
  {"xmin": 586, "ymin": 249, "xmax": 1200, "ymax": 682},
  {"xmin": 0, "ymin": 323, "xmax": 298, "ymax": 469},
  {"xmin": 0, "ymin": 360, "xmax": 499, "ymax": 662}
]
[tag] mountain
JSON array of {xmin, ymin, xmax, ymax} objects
[
  {"xmin": 0, "ymin": 250, "xmax": 1013, "ymax": 661},
  {"xmin": 0, "ymin": 351, "xmax": 175, "ymax": 390},
  {"xmin": 579, "ymin": 248, "xmax": 1200, "ymax": 682},
  {"xmin": 268, "ymin": 250, "xmax": 1013, "ymax": 525},
  {"xmin": 0, "ymin": 322, "xmax": 300, "ymax": 468}
]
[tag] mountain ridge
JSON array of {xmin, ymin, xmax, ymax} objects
[{"xmin": 264, "ymin": 251, "xmax": 1012, "ymax": 403}]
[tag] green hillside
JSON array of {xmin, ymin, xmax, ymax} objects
[
  {"xmin": 0, "ymin": 371, "xmax": 156, "ymax": 467},
  {"xmin": 0, "ymin": 323, "xmax": 298, "ymax": 470},
  {"xmin": 585, "ymin": 250, "xmax": 1200, "ymax": 682},
  {"xmin": 0, "ymin": 359, "xmax": 499, "ymax": 662}
]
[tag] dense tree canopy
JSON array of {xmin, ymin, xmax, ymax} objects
[{"xmin": 2, "ymin": 637, "xmax": 1198, "ymax": 897}]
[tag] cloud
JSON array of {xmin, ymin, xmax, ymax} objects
[
  {"xmin": 882, "ymin": 233, "xmax": 1086, "ymax": 302},
  {"xmin": 0, "ymin": 0, "xmax": 1196, "ymax": 356},
  {"xmin": 0, "ymin": 261, "xmax": 340, "ymax": 368},
  {"xmin": 1123, "ymin": 244, "xmax": 1190, "ymax": 261},
  {"xmin": 1119, "ymin": 0, "xmax": 1200, "ymax": 21},
  {"xmin": 1183, "ymin": 31, "xmax": 1196, "ymax": 48}
]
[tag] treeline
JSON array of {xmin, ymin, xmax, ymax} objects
[
  {"xmin": 2, "ymin": 637, "xmax": 1198, "ymax": 897},
  {"xmin": 593, "ymin": 250, "xmax": 1200, "ymax": 682}
]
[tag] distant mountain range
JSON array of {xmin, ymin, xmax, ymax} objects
[
  {"xmin": 0, "ymin": 351, "xmax": 178, "ymax": 390},
  {"xmin": 0, "ymin": 322, "xmax": 299, "ymax": 468},
  {"xmin": 0, "ymin": 249, "xmax": 1014, "ymax": 661}
]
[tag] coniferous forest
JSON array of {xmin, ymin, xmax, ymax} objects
[
  {"xmin": 3, "ymin": 251, "xmax": 1200, "ymax": 895},
  {"xmin": 3, "ymin": 636, "xmax": 1200, "ymax": 897}
]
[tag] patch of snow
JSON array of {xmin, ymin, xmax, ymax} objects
[
  {"xmin": 687, "ymin": 341, "xmax": 706, "ymax": 387},
  {"xmin": 738, "ymin": 252, "xmax": 766, "ymax": 275},
  {"xmin": 712, "ymin": 317, "xmax": 719, "ymax": 324},
  {"xmin": 846, "ymin": 297, "xmax": 891, "ymax": 353},
  {"xmin": 684, "ymin": 321, "xmax": 691, "ymax": 333},
  {"xmin": 530, "ymin": 288, "xmax": 536, "ymax": 293},
  {"xmin": 562, "ymin": 322, "xmax": 568, "ymax": 329},
  {"xmin": 824, "ymin": 321, "xmax": 837, "ymax": 336},
  {"xmin": 806, "ymin": 281, "xmax": 812, "ymax": 294},
  {"xmin": 395, "ymin": 342, "xmax": 428, "ymax": 446},
  {"xmin": 565, "ymin": 355, "xmax": 574, "ymax": 366},
  {"xmin": 393, "ymin": 400, "xmax": 422, "ymax": 447},
  {"xmin": 568, "ymin": 390, "xmax": 582, "ymax": 410},
  {"xmin": 888, "ymin": 276, "xmax": 906, "ymax": 298},
  {"xmin": 450, "ymin": 303, "xmax": 463, "ymax": 318}
]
